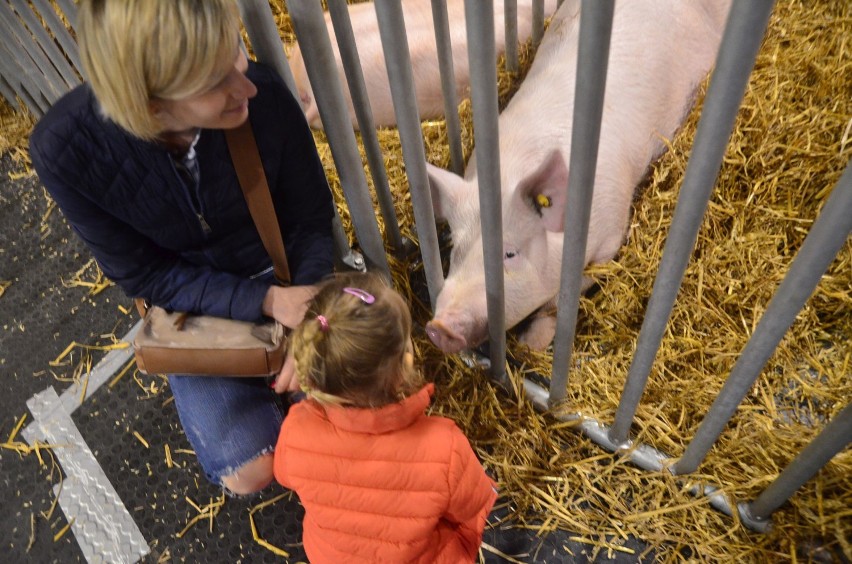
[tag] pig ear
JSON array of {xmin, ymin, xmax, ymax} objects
[
  {"xmin": 426, "ymin": 163, "xmax": 466, "ymax": 220},
  {"xmin": 517, "ymin": 150, "xmax": 569, "ymax": 232}
]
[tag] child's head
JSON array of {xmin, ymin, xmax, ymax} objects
[{"xmin": 292, "ymin": 272, "xmax": 422, "ymax": 408}]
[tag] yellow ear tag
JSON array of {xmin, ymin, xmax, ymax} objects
[{"xmin": 536, "ymin": 194, "xmax": 552, "ymax": 208}]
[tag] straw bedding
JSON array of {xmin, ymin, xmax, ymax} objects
[{"xmin": 2, "ymin": 0, "xmax": 848, "ymax": 561}]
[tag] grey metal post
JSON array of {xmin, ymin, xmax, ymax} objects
[
  {"xmin": 465, "ymin": 0, "xmax": 508, "ymax": 385},
  {"xmin": 237, "ymin": 0, "xmax": 298, "ymax": 99},
  {"xmin": 12, "ymin": 0, "xmax": 80, "ymax": 89},
  {"xmin": 0, "ymin": 37, "xmax": 50, "ymax": 116},
  {"xmin": 327, "ymin": 0, "xmax": 404, "ymax": 255},
  {"xmin": 743, "ymin": 403, "xmax": 852, "ymax": 522},
  {"xmin": 0, "ymin": 76, "xmax": 19, "ymax": 110},
  {"xmin": 286, "ymin": 0, "xmax": 391, "ymax": 279},
  {"xmin": 374, "ymin": 0, "xmax": 444, "ymax": 307},
  {"xmin": 674, "ymin": 160, "xmax": 852, "ymax": 474},
  {"xmin": 608, "ymin": 0, "xmax": 776, "ymax": 445},
  {"xmin": 532, "ymin": 0, "xmax": 545, "ymax": 47},
  {"xmin": 430, "ymin": 0, "xmax": 465, "ymax": 176},
  {"xmin": 0, "ymin": 1, "xmax": 65, "ymax": 104},
  {"xmin": 30, "ymin": 0, "xmax": 83, "ymax": 74},
  {"xmin": 549, "ymin": 0, "xmax": 615, "ymax": 404},
  {"xmin": 55, "ymin": 0, "xmax": 77, "ymax": 31},
  {"xmin": 505, "ymin": 0, "xmax": 519, "ymax": 73}
]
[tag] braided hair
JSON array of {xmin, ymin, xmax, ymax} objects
[{"xmin": 291, "ymin": 272, "xmax": 422, "ymax": 408}]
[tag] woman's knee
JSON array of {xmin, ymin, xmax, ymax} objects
[{"xmin": 220, "ymin": 453, "xmax": 275, "ymax": 495}]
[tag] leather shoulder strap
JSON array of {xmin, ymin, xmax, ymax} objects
[{"xmin": 225, "ymin": 120, "xmax": 291, "ymax": 285}]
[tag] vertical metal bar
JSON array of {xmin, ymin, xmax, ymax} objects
[
  {"xmin": 504, "ymin": 0, "xmax": 519, "ymax": 73},
  {"xmin": 674, "ymin": 160, "xmax": 852, "ymax": 474},
  {"xmin": 285, "ymin": 0, "xmax": 391, "ymax": 279},
  {"xmin": 430, "ymin": 0, "xmax": 465, "ymax": 176},
  {"xmin": 374, "ymin": 0, "xmax": 444, "ymax": 307},
  {"xmin": 532, "ymin": 0, "xmax": 545, "ymax": 47},
  {"xmin": 743, "ymin": 403, "xmax": 852, "ymax": 521},
  {"xmin": 237, "ymin": 0, "xmax": 299, "ymax": 100},
  {"xmin": 30, "ymin": 0, "xmax": 83, "ymax": 74},
  {"xmin": 549, "ymin": 0, "xmax": 615, "ymax": 404},
  {"xmin": 608, "ymin": 0, "xmax": 776, "ymax": 445},
  {"xmin": 465, "ymin": 0, "xmax": 508, "ymax": 385},
  {"xmin": 326, "ymin": 0, "xmax": 404, "ymax": 255}
]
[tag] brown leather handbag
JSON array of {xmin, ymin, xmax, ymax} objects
[{"xmin": 133, "ymin": 121, "xmax": 291, "ymax": 376}]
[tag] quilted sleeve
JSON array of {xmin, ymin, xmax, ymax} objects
[
  {"xmin": 444, "ymin": 426, "xmax": 499, "ymax": 559},
  {"xmin": 28, "ymin": 131, "xmax": 271, "ymax": 322}
]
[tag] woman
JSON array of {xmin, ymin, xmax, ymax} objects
[{"xmin": 29, "ymin": 0, "xmax": 334, "ymax": 494}]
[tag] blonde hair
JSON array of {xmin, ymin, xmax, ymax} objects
[
  {"xmin": 77, "ymin": 0, "xmax": 240, "ymax": 140},
  {"xmin": 292, "ymin": 272, "xmax": 423, "ymax": 408}
]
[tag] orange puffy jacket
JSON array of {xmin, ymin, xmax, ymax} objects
[{"xmin": 274, "ymin": 383, "xmax": 497, "ymax": 563}]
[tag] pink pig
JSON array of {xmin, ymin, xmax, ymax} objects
[
  {"xmin": 424, "ymin": 0, "xmax": 732, "ymax": 353},
  {"xmin": 288, "ymin": 0, "xmax": 558, "ymax": 129}
]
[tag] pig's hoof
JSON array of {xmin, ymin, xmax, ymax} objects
[{"xmin": 520, "ymin": 316, "xmax": 556, "ymax": 350}]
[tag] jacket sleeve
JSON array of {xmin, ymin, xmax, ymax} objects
[
  {"xmin": 262, "ymin": 68, "xmax": 335, "ymax": 286},
  {"xmin": 28, "ymin": 131, "xmax": 271, "ymax": 322},
  {"xmin": 445, "ymin": 426, "xmax": 499, "ymax": 560}
]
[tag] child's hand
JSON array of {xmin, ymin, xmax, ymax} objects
[{"xmin": 272, "ymin": 348, "xmax": 300, "ymax": 394}]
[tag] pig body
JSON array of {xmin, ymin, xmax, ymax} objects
[
  {"xmin": 425, "ymin": 0, "xmax": 732, "ymax": 353},
  {"xmin": 289, "ymin": 0, "xmax": 558, "ymax": 129}
]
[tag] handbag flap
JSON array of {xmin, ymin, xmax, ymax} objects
[{"xmin": 135, "ymin": 307, "xmax": 283, "ymax": 350}]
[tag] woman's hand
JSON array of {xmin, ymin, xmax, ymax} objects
[{"xmin": 261, "ymin": 285, "xmax": 318, "ymax": 329}]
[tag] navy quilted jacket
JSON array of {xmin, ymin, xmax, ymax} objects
[{"xmin": 29, "ymin": 62, "xmax": 334, "ymax": 322}]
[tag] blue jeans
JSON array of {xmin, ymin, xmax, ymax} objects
[{"xmin": 168, "ymin": 374, "xmax": 286, "ymax": 487}]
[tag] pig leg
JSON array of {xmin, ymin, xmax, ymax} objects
[{"xmin": 518, "ymin": 299, "xmax": 558, "ymax": 349}]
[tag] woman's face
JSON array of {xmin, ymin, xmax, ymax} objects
[{"xmin": 152, "ymin": 48, "xmax": 258, "ymax": 133}]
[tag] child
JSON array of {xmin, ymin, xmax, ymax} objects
[{"xmin": 273, "ymin": 272, "xmax": 497, "ymax": 563}]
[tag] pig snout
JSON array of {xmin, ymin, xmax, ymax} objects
[{"xmin": 425, "ymin": 319, "xmax": 469, "ymax": 354}]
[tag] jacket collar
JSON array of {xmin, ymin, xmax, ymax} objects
[{"xmin": 306, "ymin": 383, "xmax": 435, "ymax": 434}]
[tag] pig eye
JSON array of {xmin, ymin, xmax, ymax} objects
[{"xmin": 504, "ymin": 250, "xmax": 518, "ymax": 259}]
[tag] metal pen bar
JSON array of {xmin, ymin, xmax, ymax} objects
[
  {"xmin": 431, "ymin": 0, "xmax": 465, "ymax": 176},
  {"xmin": 504, "ymin": 0, "xmax": 519, "ymax": 73},
  {"xmin": 237, "ymin": 0, "xmax": 298, "ymax": 99},
  {"xmin": 54, "ymin": 0, "xmax": 77, "ymax": 31},
  {"xmin": 549, "ymin": 0, "xmax": 615, "ymax": 404},
  {"xmin": 532, "ymin": 0, "xmax": 545, "ymax": 47},
  {"xmin": 608, "ymin": 0, "xmax": 776, "ymax": 445},
  {"xmin": 0, "ymin": 1, "xmax": 64, "ymax": 104},
  {"xmin": 374, "ymin": 0, "xmax": 444, "ymax": 306},
  {"xmin": 327, "ymin": 0, "xmax": 403, "ymax": 255},
  {"xmin": 743, "ymin": 403, "xmax": 852, "ymax": 522},
  {"xmin": 285, "ymin": 0, "xmax": 391, "ymax": 279},
  {"xmin": 30, "ymin": 0, "xmax": 83, "ymax": 74},
  {"xmin": 465, "ymin": 0, "xmax": 508, "ymax": 385},
  {"xmin": 675, "ymin": 159, "xmax": 852, "ymax": 474},
  {"xmin": 0, "ymin": 75, "xmax": 20, "ymax": 111},
  {"xmin": 241, "ymin": 0, "xmax": 356, "ymax": 272},
  {"xmin": 0, "ymin": 27, "xmax": 50, "ymax": 116},
  {"xmin": 11, "ymin": 0, "xmax": 80, "ymax": 89}
]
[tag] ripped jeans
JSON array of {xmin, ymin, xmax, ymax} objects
[{"xmin": 168, "ymin": 374, "xmax": 286, "ymax": 487}]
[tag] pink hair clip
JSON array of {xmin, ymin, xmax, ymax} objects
[
  {"xmin": 316, "ymin": 315, "xmax": 330, "ymax": 332},
  {"xmin": 343, "ymin": 287, "xmax": 375, "ymax": 304}
]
